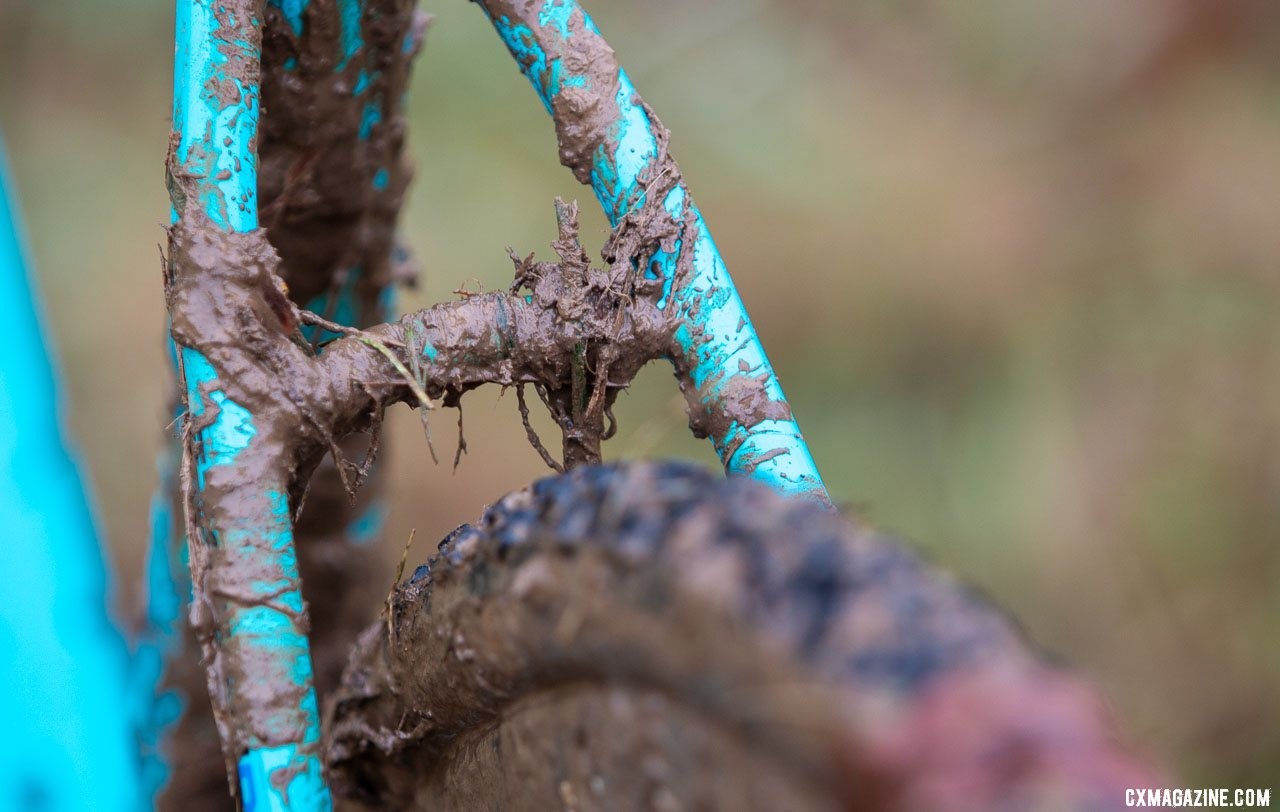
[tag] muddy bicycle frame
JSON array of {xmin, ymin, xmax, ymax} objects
[{"xmin": 157, "ymin": 0, "xmax": 829, "ymax": 808}]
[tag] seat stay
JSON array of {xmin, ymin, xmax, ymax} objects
[{"xmin": 477, "ymin": 0, "xmax": 828, "ymax": 502}]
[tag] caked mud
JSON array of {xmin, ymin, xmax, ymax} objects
[
  {"xmin": 160, "ymin": 185, "xmax": 687, "ymax": 805},
  {"xmin": 160, "ymin": 4, "xmax": 701, "ymax": 794},
  {"xmin": 154, "ymin": 0, "xmax": 1157, "ymax": 808},
  {"xmin": 156, "ymin": 0, "xmax": 428, "ymax": 804}
]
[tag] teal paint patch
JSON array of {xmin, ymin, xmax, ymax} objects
[
  {"xmin": 284, "ymin": 55, "xmax": 298, "ymax": 71},
  {"xmin": 229, "ymin": 606, "xmax": 303, "ymax": 641},
  {"xmin": 216, "ymin": 487, "xmax": 325, "ymax": 745},
  {"xmin": 302, "ymin": 267, "xmax": 361, "ymax": 344},
  {"xmin": 650, "ymin": 184, "xmax": 685, "ymax": 306},
  {"xmin": 724, "ymin": 419, "xmax": 819, "ymax": 492},
  {"xmin": 267, "ymin": 0, "xmax": 309, "ymax": 37},
  {"xmin": 538, "ymin": 0, "xmax": 575, "ymax": 37},
  {"xmin": 335, "ymin": 0, "xmax": 364, "ymax": 71},
  {"xmin": 172, "ymin": 0, "xmax": 260, "ymax": 232},
  {"xmin": 601, "ymin": 70, "xmax": 657, "ymax": 220},
  {"xmin": 280, "ymin": 588, "xmax": 305, "ymax": 614},
  {"xmin": 372, "ymin": 168, "xmax": 389, "ymax": 189},
  {"xmin": 239, "ymin": 744, "xmax": 331, "ymax": 812},
  {"xmin": 346, "ymin": 501, "xmax": 387, "ymax": 545},
  {"xmin": 353, "ymin": 69, "xmax": 377, "ymax": 95},
  {"xmin": 299, "ymin": 688, "xmax": 322, "ymax": 742},
  {"xmin": 489, "ymin": 5, "xmax": 588, "ymax": 115},
  {"xmin": 358, "ymin": 101, "xmax": 382, "ymax": 140},
  {"xmin": 420, "ymin": 338, "xmax": 439, "ymax": 362},
  {"xmin": 182, "ymin": 348, "xmax": 257, "ymax": 487}
]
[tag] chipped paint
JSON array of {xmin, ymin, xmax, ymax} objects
[{"xmin": 170, "ymin": 1, "xmax": 331, "ymax": 807}]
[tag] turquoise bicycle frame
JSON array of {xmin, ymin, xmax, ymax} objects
[
  {"xmin": 0, "ymin": 1, "xmax": 832, "ymax": 810},
  {"xmin": 0, "ymin": 141, "xmax": 139, "ymax": 810}
]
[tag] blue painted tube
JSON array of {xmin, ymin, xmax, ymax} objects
[
  {"xmin": 131, "ymin": 433, "xmax": 188, "ymax": 806},
  {"xmin": 239, "ymin": 744, "xmax": 328, "ymax": 812},
  {"xmin": 172, "ymin": 0, "xmax": 261, "ymax": 232},
  {"xmin": 0, "ymin": 139, "xmax": 139, "ymax": 809},
  {"xmin": 146, "ymin": 0, "xmax": 402, "ymax": 797},
  {"xmin": 478, "ymin": 0, "xmax": 828, "ymax": 500},
  {"xmin": 170, "ymin": 1, "xmax": 331, "ymax": 808}
]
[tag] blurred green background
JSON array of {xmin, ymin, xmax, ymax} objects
[{"xmin": 2, "ymin": 0, "xmax": 1277, "ymax": 787}]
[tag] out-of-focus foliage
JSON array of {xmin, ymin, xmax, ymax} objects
[{"xmin": 2, "ymin": 0, "xmax": 1277, "ymax": 785}]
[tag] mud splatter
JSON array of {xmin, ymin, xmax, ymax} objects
[
  {"xmin": 259, "ymin": 0, "xmax": 428, "ymax": 309},
  {"xmin": 476, "ymin": 0, "xmax": 826, "ymax": 495}
]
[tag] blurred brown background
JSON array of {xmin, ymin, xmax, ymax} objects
[{"xmin": 1, "ymin": 0, "xmax": 1277, "ymax": 787}]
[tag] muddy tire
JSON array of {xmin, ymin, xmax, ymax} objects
[{"xmin": 326, "ymin": 462, "xmax": 1153, "ymax": 811}]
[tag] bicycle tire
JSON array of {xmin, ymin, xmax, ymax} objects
[{"xmin": 326, "ymin": 461, "xmax": 1153, "ymax": 810}]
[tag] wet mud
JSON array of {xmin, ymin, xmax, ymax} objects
[
  {"xmin": 163, "ymin": 180, "xmax": 685, "ymax": 804},
  {"xmin": 479, "ymin": 0, "xmax": 812, "ymax": 480},
  {"xmin": 257, "ymin": 0, "xmax": 431, "ymax": 718},
  {"xmin": 259, "ymin": 0, "xmax": 428, "ymax": 307}
]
